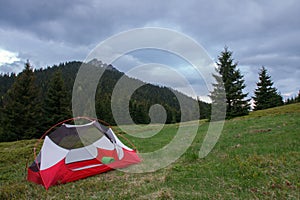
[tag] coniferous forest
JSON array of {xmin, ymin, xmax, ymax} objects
[
  {"xmin": 0, "ymin": 60, "xmax": 210, "ymax": 141},
  {"xmin": 0, "ymin": 47, "xmax": 297, "ymax": 142}
]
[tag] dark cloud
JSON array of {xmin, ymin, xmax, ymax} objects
[
  {"xmin": 0, "ymin": 0, "xmax": 170, "ymax": 44},
  {"xmin": 0, "ymin": 0, "xmax": 299, "ymax": 98}
]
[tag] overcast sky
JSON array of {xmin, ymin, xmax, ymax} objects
[{"xmin": 0, "ymin": 0, "xmax": 299, "ymax": 101}]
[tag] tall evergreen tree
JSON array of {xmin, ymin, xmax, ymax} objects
[
  {"xmin": 43, "ymin": 70, "xmax": 71, "ymax": 127},
  {"xmin": 253, "ymin": 67, "xmax": 283, "ymax": 110},
  {"xmin": 1, "ymin": 61, "xmax": 41, "ymax": 141},
  {"xmin": 213, "ymin": 47, "xmax": 250, "ymax": 119}
]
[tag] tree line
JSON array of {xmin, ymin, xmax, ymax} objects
[
  {"xmin": 0, "ymin": 47, "xmax": 298, "ymax": 141},
  {"xmin": 285, "ymin": 92, "xmax": 300, "ymax": 104},
  {"xmin": 0, "ymin": 60, "xmax": 207, "ymax": 142}
]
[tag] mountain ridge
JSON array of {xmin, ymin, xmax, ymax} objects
[{"xmin": 0, "ymin": 60, "xmax": 211, "ymax": 125}]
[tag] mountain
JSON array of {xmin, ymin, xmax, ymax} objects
[{"xmin": 0, "ymin": 60, "xmax": 210, "ymax": 126}]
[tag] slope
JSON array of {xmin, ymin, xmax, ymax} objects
[{"xmin": 0, "ymin": 103, "xmax": 299, "ymax": 199}]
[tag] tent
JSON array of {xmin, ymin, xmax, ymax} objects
[{"xmin": 27, "ymin": 117, "xmax": 140, "ymax": 189}]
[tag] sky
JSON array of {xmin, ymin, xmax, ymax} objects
[{"xmin": 0, "ymin": 0, "xmax": 299, "ymax": 101}]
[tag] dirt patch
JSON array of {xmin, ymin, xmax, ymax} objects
[{"xmin": 250, "ymin": 128, "xmax": 272, "ymax": 134}]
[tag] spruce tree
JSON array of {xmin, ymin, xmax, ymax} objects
[
  {"xmin": 1, "ymin": 61, "xmax": 41, "ymax": 141},
  {"xmin": 253, "ymin": 67, "xmax": 283, "ymax": 110},
  {"xmin": 214, "ymin": 47, "xmax": 250, "ymax": 118},
  {"xmin": 43, "ymin": 70, "xmax": 71, "ymax": 127}
]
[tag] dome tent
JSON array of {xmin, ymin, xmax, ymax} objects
[{"xmin": 27, "ymin": 117, "xmax": 140, "ymax": 189}]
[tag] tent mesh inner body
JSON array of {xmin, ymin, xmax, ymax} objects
[
  {"xmin": 49, "ymin": 122, "xmax": 109, "ymax": 149},
  {"xmin": 29, "ymin": 121, "xmax": 112, "ymax": 172}
]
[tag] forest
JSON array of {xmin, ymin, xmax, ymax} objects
[
  {"xmin": 0, "ymin": 47, "xmax": 299, "ymax": 142},
  {"xmin": 0, "ymin": 59, "xmax": 210, "ymax": 141}
]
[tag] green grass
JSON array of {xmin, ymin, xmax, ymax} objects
[{"xmin": 0, "ymin": 103, "xmax": 299, "ymax": 199}]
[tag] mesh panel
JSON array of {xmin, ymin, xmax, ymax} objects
[{"xmin": 48, "ymin": 121, "xmax": 110, "ymax": 149}]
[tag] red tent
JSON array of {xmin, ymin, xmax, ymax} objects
[{"xmin": 27, "ymin": 117, "xmax": 140, "ymax": 189}]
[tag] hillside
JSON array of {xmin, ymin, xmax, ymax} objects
[
  {"xmin": 0, "ymin": 60, "xmax": 210, "ymax": 127},
  {"xmin": 0, "ymin": 103, "xmax": 299, "ymax": 199}
]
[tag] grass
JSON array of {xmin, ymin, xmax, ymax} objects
[{"xmin": 0, "ymin": 103, "xmax": 299, "ymax": 199}]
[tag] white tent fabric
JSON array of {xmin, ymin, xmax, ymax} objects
[
  {"xmin": 40, "ymin": 136, "xmax": 68, "ymax": 170},
  {"xmin": 65, "ymin": 145, "xmax": 98, "ymax": 164},
  {"xmin": 39, "ymin": 131, "xmax": 127, "ymax": 169}
]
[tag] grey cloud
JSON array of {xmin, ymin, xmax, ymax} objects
[
  {"xmin": 0, "ymin": 0, "xmax": 170, "ymax": 45},
  {"xmin": 0, "ymin": 0, "xmax": 299, "ymax": 98}
]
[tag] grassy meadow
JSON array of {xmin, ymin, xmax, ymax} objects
[{"xmin": 0, "ymin": 103, "xmax": 299, "ymax": 199}]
